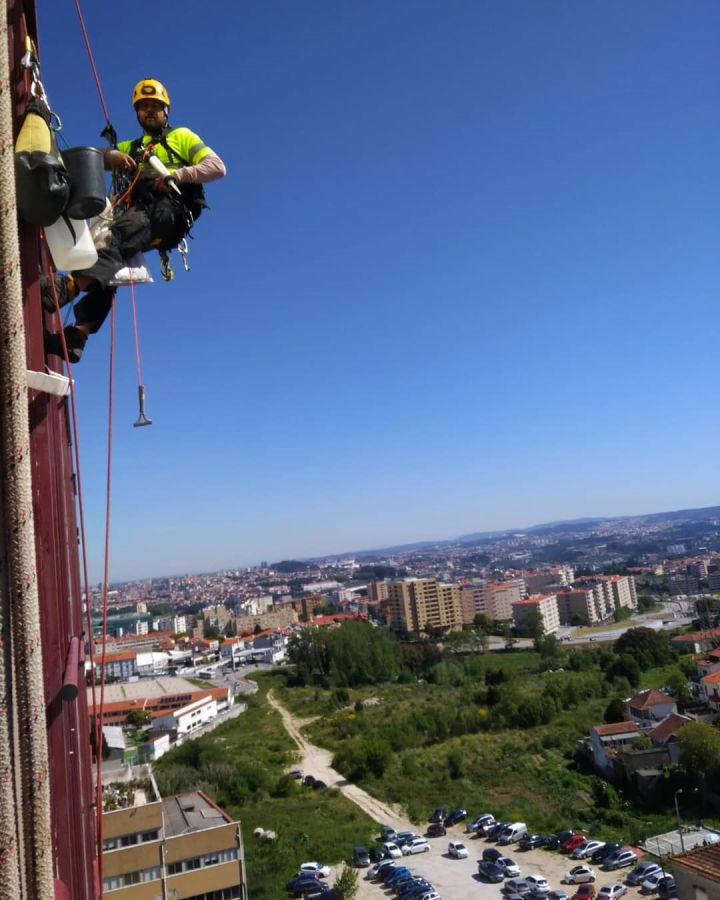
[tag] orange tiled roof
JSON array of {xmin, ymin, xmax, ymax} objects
[
  {"xmin": 648, "ymin": 713, "xmax": 693, "ymax": 744},
  {"xmin": 628, "ymin": 689, "xmax": 674, "ymax": 710},
  {"xmin": 673, "ymin": 843, "xmax": 720, "ymax": 878},
  {"xmin": 593, "ymin": 722, "xmax": 640, "ymax": 736}
]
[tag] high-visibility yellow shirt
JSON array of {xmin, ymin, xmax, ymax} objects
[{"xmin": 118, "ymin": 127, "xmax": 213, "ymax": 173}]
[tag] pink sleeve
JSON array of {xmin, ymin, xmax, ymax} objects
[{"xmin": 173, "ymin": 153, "xmax": 227, "ymax": 185}]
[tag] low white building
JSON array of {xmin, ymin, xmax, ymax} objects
[
  {"xmin": 136, "ymin": 651, "xmax": 171, "ymax": 678},
  {"xmin": 152, "ymin": 695, "xmax": 217, "ymax": 736}
]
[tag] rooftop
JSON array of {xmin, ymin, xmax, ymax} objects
[{"xmin": 162, "ymin": 791, "xmax": 231, "ymax": 837}]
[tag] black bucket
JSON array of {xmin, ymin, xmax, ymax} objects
[{"xmin": 63, "ymin": 146, "xmax": 107, "ymax": 219}]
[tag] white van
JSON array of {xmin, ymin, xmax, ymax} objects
[{"xmin": 497, "ymin": 822, "xmax": 528, "ymax": 845}]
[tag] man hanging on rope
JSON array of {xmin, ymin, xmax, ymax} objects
[{"xmin": 43, "ymin": 79, "xmax": 226, "ymax": 362}]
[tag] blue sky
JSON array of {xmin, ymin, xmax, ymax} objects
[{"xmin": 36, "ymin": 1, "xmax": 720, "ymax": 582}]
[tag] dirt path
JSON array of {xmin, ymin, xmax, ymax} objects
[{"xmin": 267, "ymin": 690, "xmax": 409, "ymax": 831}]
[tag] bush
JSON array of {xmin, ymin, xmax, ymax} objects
[{"xmin": 334, "ymin": 863, "xmax": 359, "ymax": 898}]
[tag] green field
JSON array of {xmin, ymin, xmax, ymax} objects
[{"xmin": 153, "ymin": 679, "xmax": 376, "ymax": 900}]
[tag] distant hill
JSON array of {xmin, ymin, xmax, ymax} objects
[{"xmin": 312, "ymin": 503, "xmax": 720, "ymax": 563}]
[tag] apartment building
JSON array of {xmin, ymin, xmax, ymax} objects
[
  {"xmin": 458, "ymin": 585, "xmax": 479, "ymax": 625},
  {"xmin": 386, "ymin": 578, "xmax": 462, "ymax": 634},
  {"xmin": 512, "ymin": 594, "xmax": 561, "ymax": 635},
  {"xmin": 556, "ymin": 586, "xmax": 607, "ymax": 624},
  {"xmin": 484, "ymin": 581, "xmax": 523, "ymax": 621},
  {"xmin": 367, "ymin": 580, "xmax": 391, "ymax": 605},
  {"xmin": 572, "ymin": 574, "xmax": 637, "ymax": 620},
  {"xmin": 102, "ymin": 791, "xmax": 246, "ymax": 898},
  {"xmin": 522, "ymin": 566, "xmax": 574, "ymax": 594}
]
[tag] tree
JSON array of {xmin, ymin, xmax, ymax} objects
[
  {"xmin": 333, "ymin": 864, "xmax": 359, "ymax": 899},
  {"xmin": 605, "ymin": 654, "xmax": 641, "ymax": 688},
  {"xmin": 523, "ymin": 610, "xmax": 544, "ymax": 640},
  {"xmin": 501, "ymin": 624, "xmax": 518, "ymax": 650},
  {"xmin": 613, "ymin": 606, "xmax": 632, "ymax": 622},
  {"xmin": 666, "ymin": 670, "xmax": 693, "ymax": 712},
  {"xmin": 614, "ymin": 626, "xmax": 672, "ymax": 669},
  {"xmin": 253, "ymin": 623, "xmax": 263, "ymax": 635},
  {"xmin": 677, "ymin": 721, "xmax": 720, "ymax": 791},
  {"xmin": 604, "ymin": 697, "xmax": 627, "ymax": 724},
  {"xmin": 126, "ymin": 708, "xmax": 151, "ymax": 729}
]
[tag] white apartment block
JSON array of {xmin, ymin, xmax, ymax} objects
[
  {"xmin": 135, "ymin": 619, "xmax": 149, "ymax": 636},
  {"xmin": 152, "ymin": 695, "xmax": 217, "ymax": 736}
]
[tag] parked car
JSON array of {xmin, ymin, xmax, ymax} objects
[
  {"xmin": 312, "ymin": 780, "xmax": 327, "ymax": 790},
  {"xmin": 381, "ymin": 865, "xmax": 408, "ymax": 884},
  {"xmin": 548, "ymin": 892, "xmax": 570, "ymax": 900},
  {"xmin": 383, "ymin": 842, "xmax": 403, "ymax": 859},
  {"xmin": 397, "ymin": 879, "xmax": 433, "ymax": 897},
  {"xmin": 395, "ymin": 832, "xmax": 419, "ymax": 848},
  {"xmin": 528, "ymin": 889, "xmax": 553, "ymax": 900},
  {"xmin": 429, "ymin": 806, "xmax": 447, "ymax": 823},
  {"xmin": 302, "ymin": 885, "xmax": 332, "ymax": 899},
  {"xmin": 597, "ymin": 884, "xmax": 627, "ymax": 900},
  {"xmin": 525, "ymin": 875, "xmax": 551, "ymax": 894},
  {"xmin": 402, "ymin": 837, "xmax": 430, "ymax": 855},
  {"xmin": 498, "ymin": 823, "xmax": 529, "ymax": 845},
  {"xmin": 286, "ymin": 874, "xmax": 321, "ymax": 894},
  {"xmin": 483, "ymin": 847, "xmax": 504, "ymax": 862},
  {"xmin": 591, "ymin": 844, "xmax": 623, "ymax": 864},
  {"xmin": 478, "ymin": 860, "xmax": 506, "ymax": 883},
  {"xmin": 487, "ymin": 821, "xmax": 512, "ymax": 841},
  {"xmin": 468, "ymin": 813, "xmax": 496, "ymax": 833},
  {"xmin": 448, "ymin": 840, "xmax": 469, "ymax": 858},
  {"xmin": 552, "ymin": 830, "xmax": 575, "ymax": 849},
  {"xmin": 562, "ymin": 835, "xmax": 588, "ymax": 853},
  {"xmin": 384, "ymin": 866, "xmax": 412, "ymax": 885},
  {"xmin": 497, "ymin": 857, "xmax": 521, "ymax": 877},
  {"xmin": 519, "ymin": 834, "xmax": 552, "ymax": 851},
  {"xmin": 627, "ymin": 863, "xmax": 664, "ymax": 886},
  {"xmin": 641, "ymin": 875, "xmax": 675, "ymax": 895},
  {"xmin": 603, "ymin": 850, "xmax": 637, "ymax": 871},
  {"xmin": 504, "ymin": 877, "xmax": 532, "ymax": 894},
  {"xmin": 368, "ymin": 845, "xmax": 386, "ymax": 863},
  {"xmin": 655, "ymin": 876, "xmax": 677, "ymax": 897},
  {"xmin": 303, "ymin": 775, "xmax": 316, "ymax": 787},
  {"xmin": 289, "ymin": 768, "xmax": 303, "ymax": 778},
  {"xmin": 367, "ymin": 860, "xmax": 394, "ymax": 880},
  {"xmin": 572, "ymin": 885, "xmax": 596, "ymax": 900},
  {"xmin": 572, "ymin": 841, "xmax": 606, "ymax": 860},
  {"xmin": 565, "ymin": 866, "xmax": 597, "ymax": 884},
  {"xmin": 444, "ymin": 807, "xmax": 468, "ymax": 827},
  {"xmin": 426, "ymin": 822, "xmax": 446, "ymax": 837},
  {"xmin": 352, "ymin": 847, "xmax": 370, "ymax": 867},
  {"xmin": 304, "ymin": 886, "xmax": 334, "ymax": 900},
  {"xmin": 380, "ymin": 825, "xmax": 398, "ymax": 843},
  {"xmin": 298, "ymin": 863, "xmax": 331, "ymax": 878}
]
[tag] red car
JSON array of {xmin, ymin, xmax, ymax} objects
[
  {"xmin": 573, "ymin": 885, "xmax": 596, "ymax": 900},
  {"xmin": 562, "ymin": 834, "xmax": 587, "ymax": 852}
]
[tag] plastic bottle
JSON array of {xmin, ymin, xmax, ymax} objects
[{"xmin": 44, "ymin": 214, "xmax": 98, "ymax": 271}]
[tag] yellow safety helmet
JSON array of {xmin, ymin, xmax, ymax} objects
[{"xmin": 132, "ymin": 79, "xmax": 170, "ymax": 109}]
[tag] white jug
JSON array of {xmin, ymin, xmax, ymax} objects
[{"xmin": 44, "ymin": 214, "xmax": 98, "ymax": 270}]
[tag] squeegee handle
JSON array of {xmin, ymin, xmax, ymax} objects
[{"xmin": 148, "ymin": 154, "xmax": 182, "ymax": 195}]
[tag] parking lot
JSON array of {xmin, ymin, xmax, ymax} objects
[{"xmin": 351, "ymin": 828, "xmax": 651, "ymax": 900}]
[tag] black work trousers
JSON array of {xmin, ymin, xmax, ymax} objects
[{"xmin": 73, "ymin": 192, "xmax": 191, "ymax": 332}]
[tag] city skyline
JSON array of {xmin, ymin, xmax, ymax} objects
[{"xmin": 36, "ymin": 1, "xmax": 720, "ymax": 583}]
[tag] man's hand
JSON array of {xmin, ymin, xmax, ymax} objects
[
  {"xmin": 105, "ymin": 149, "xmax": 136, "ymax": 173},
  {"xmin": 153, "ymin": 173, "xmax": 179, "ymax": 194}
]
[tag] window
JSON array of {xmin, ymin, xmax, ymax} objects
[
  {"xmin": 167, "ymin": 847, "xmax": 238, "ymax": 874},
  {"xmin": 103, "ymin": 866, "xmax": 161, "ymax": 891}
]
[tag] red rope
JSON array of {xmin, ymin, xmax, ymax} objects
[
  {"xmin": 129, "ymin": 283, "xmax": 143, "ymax": 385},
  {"xmin": 95, "ymin": 303, "xmax": 115, "ymax": 880},
  {"xmin": 71, "ymin": 0, "xmax": 111, "ymax": 126}
]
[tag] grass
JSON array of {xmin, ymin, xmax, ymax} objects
[
  {"xmin": 153, "ymin": 675, "xmax": 376, "ymax": 900},
  {"xmin": 269, "ymin": 662, "xmax": 681, "ymax": 845}
]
